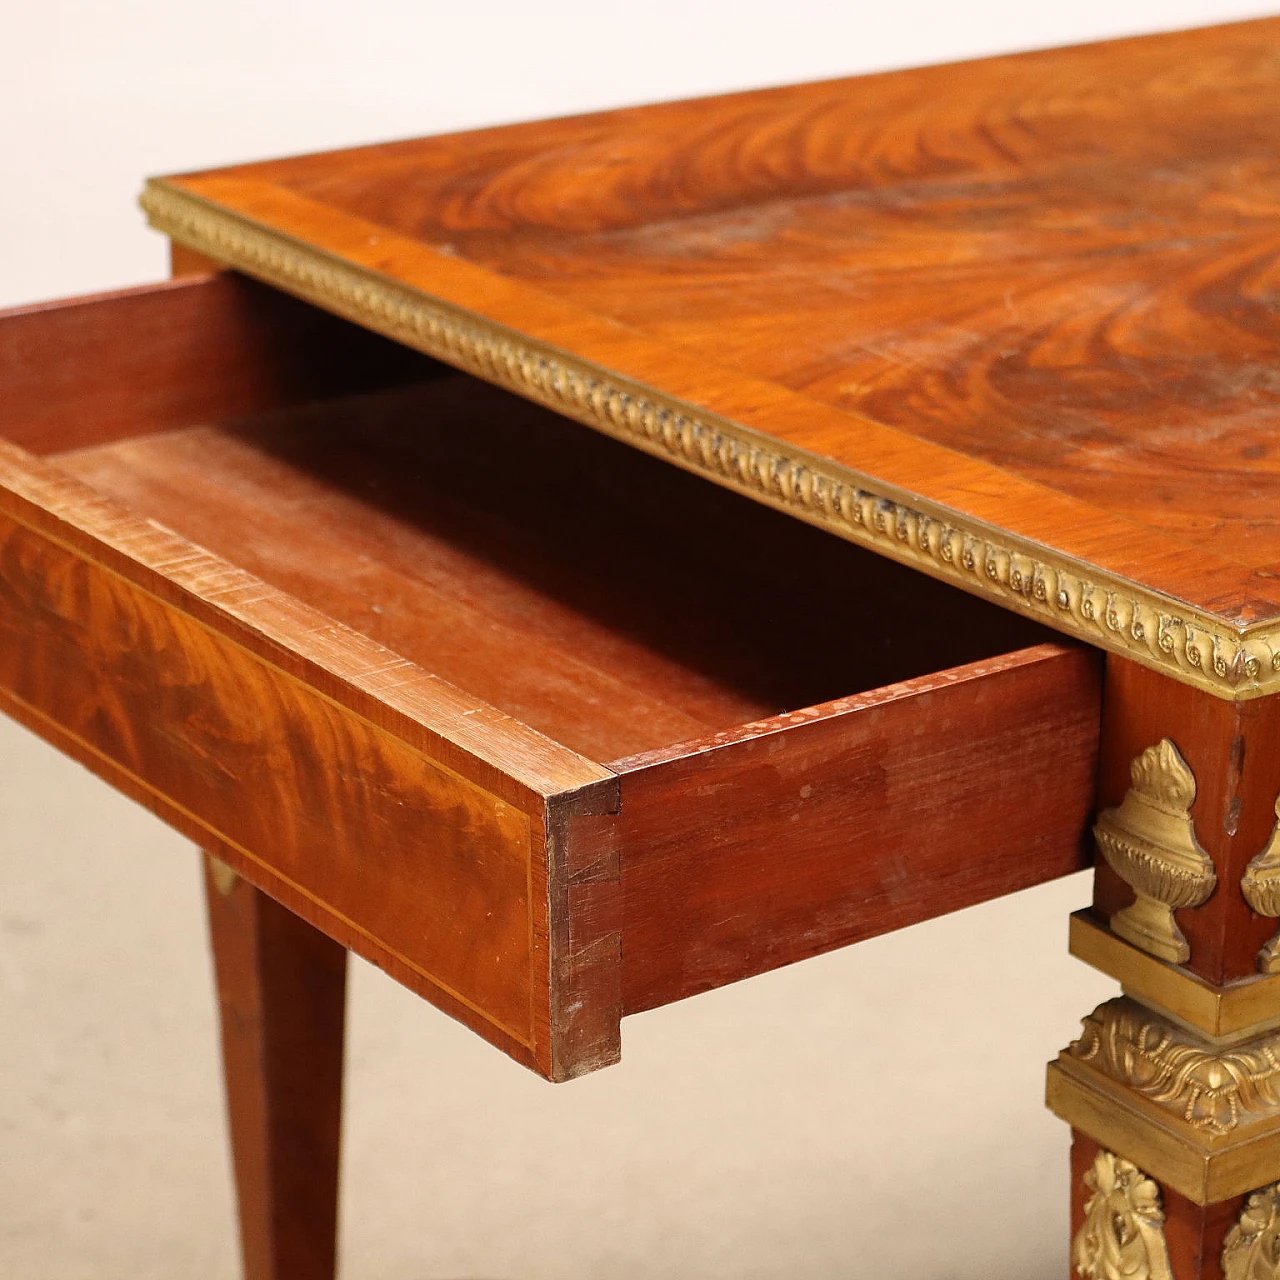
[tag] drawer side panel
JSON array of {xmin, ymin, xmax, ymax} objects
[
  {"xmin": 0, "ymin": 508, "xmax": 537, "ymax": 1059},
  {"xmin": 0, "ymin": 272, "xmax": 437, "ymax": 456},
  {"xmin": 616, "ymin": 644, "xmax": 1101, "ymax": 1013}
]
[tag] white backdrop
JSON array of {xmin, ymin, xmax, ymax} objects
[
  {"xmin": 4, "ymin": 0, "xmax": 1275, "ymax": 308},
  {"xmin": 0, "ymin": 3, "xmax": 1271, "ymax": 1278}
]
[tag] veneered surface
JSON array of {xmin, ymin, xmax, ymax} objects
[
  {"xmin": 0, "ymin": 502, "xmax": 537, "ymax": 1053},
  {"xmin": 167, "ymin": 16, "xmax": 1280, "ymax": 622}
]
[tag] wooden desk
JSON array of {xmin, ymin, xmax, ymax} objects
[{"xmin": 5, "ymin": 15, "xmax": 1280, "ymax": 1278}]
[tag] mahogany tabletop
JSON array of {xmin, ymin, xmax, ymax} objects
[{"xmin": 141, "ymin": 15, "xmax": 1280, "ymax": 701}]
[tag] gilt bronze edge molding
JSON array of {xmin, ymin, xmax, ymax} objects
[
  {"xmin": 1069, "ymin": 913, "xmax": 1280, "ymax": 1042},
  {"xmin": 140, "ymin": 178, "xmax": 1280, "ymax": 703},
  {"xmin": 1047, "ymin": 1057, "xmax": 1280, "ymax": 1206}
]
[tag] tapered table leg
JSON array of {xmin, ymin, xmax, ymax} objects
[{"xmin": 204, "ymin": 854, "xmax": 347, "ymax": 1280}]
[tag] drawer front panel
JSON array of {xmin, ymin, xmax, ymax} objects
[
  {"xmin": 0, "ymin": 507, "xmax": 536, "ymax": 1055},
  {"xmin": 616, "ymin": 644, "xmax": 1101, "ymax": 1014}
]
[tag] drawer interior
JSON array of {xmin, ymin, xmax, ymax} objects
[
  {"xmin": 0, "ymin": 270, "xmax": 1100, "ymax": 1078},
  {"xmin": 47, "ymin": 366, "xmax": 1055, "ymax": 765}
]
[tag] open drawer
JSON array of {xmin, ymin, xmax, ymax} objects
[{"xmin": 0, "ymin": 272, "xmax": 1102, "ymax": 1079}]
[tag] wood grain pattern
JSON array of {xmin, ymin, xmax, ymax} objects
[
  {"xmin": 0, "ymin": 273, "xmax": 436, "ymax": 455},
  {"xmin": 1093, "ymin": 656, "xmax": 1280, "ymax": 987},
  {"xmin": 0, "ymin": 496, "xmax": 540, "ymax": 1048},
  {"xmin": 615, "ymin": 644, "xmax": 1100, "ymax": 1013},
  {"xmin": 205, "ymin": 859, "xmax": 346, "ymax": 1280},
  {"xmin": 147, "ymin": 16, "xmax": 1280, "ymax": 668},
  {"xmin": 274, "ymin": 19, "xmax": 1280, "ymax": 586}
]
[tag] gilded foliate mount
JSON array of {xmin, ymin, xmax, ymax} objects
[
  {"xmin": 1243, "ymin": 794, "xmax": 1280, "ymax": 975},
  {"xmin": 1095, "ymin": 739, "xmax": 1215, "ymax": 964},
  {"xmin": 1073, "ymin": 1148, "xmax": 1173, "ymax": 1280},
  {"xmin": 1224, "ymin": 1182, "xmax": 1280, "ymax": 1280},
  {"xmin": 1070, "ymin": 1111, "xmax": 1280, "ymax": 1280}
]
